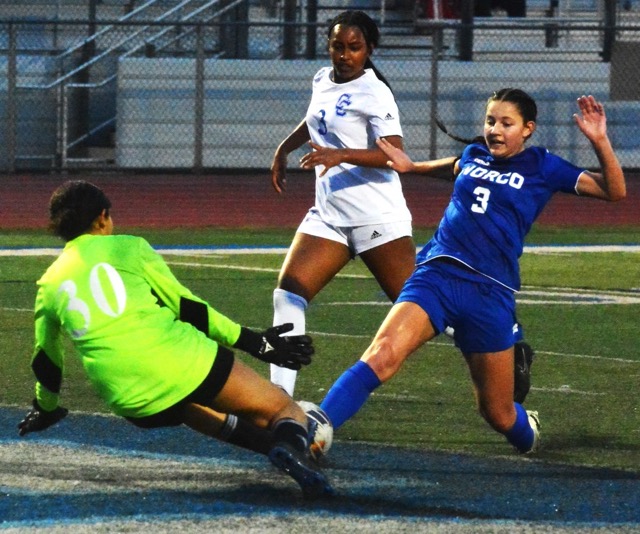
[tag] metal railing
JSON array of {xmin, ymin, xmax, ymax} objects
[{"xmin": 3, "ymin": 0, "xmax": 245, "ymax": 171}]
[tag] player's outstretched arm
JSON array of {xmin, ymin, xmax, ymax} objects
[
  {"xmin": 18, "ymin": 400, "xmax": 68, "ymax": 436},
  {"xmin": 573, "ymin": 95, "xmax": 626, "ymax": 201},
  {"xmin": 300, "ymin": 135, "xmax": 404, "ymax": 177},
  {"xmin": 376, "ymin": 138, "xmax": 459, "ymax": 179},
  {"xmin": 234, "ymin": 323, "xmax": 314, "ymax": 370}
]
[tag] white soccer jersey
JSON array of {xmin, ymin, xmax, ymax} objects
[{"xmin": 305, "ymin": 67, "xmax": 412, "ymax": 227}]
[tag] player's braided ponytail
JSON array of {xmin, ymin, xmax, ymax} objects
[
  {"xmin": 435, "ymin": 87, "xmax": 538, "ymax": 146},
  {"xmin": 434, "ymin": 115, "xmax": 485, "ymax": 146}
]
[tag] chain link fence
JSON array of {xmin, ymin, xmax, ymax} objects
[{"xmin": 1, "ymin": 0, "xmax": 639, "ymax": 172}]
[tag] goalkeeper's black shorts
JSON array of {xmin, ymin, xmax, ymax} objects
[{"xmin": 126, "ymin": 346, "xmax": 234, "ymax": 428}]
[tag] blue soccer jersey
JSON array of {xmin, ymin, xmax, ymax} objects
[{"xmin": 417, "ymin": 143, "xmax": 584, "ymax": 291}]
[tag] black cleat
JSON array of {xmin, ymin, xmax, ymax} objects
[
  {"xmin": 514, "ymin": 341, "xmax": 535, "ymax": 404},
  {"xmin": 268, "ymin": 442, "xmax": 334, "ymax": 499}
]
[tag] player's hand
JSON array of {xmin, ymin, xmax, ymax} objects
[
  {"xmin": 573, "ymin": 95, "xmax": 607, "ymax": 143},
  {"xmin": 376, "ymin": 138, "xmax": 416, "ymax": 173},
  {"xmin": 18, "ymin": 400, "xmax": 68, "ymax": 436},
  {"xmin": 256, "ymin": 323, "xmax": 314, "ymax": 370},
  {"xmin": 235, "ymin": 324, "xmax": 314, "ymax": 370},
  {"xmin": 271, "ymin": 152, "xmax": 288, "ymax": 193},
  {"xmin": 300, "ymin": 142, "xmax": 343, "ymax": 177}
]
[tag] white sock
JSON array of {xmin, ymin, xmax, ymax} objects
[{"xmin": 270, "ymin": 288, "xmax": 308, "ymax": 396}]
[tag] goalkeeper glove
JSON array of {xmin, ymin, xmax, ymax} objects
[
  {"xmin": 18, "ymin": 399, "xmax": 68, "ymax": 436},
  {"xmin": 234, "ymin": 323, "xmax": 314, "ymax": 370}
]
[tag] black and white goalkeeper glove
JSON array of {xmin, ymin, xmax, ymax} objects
[
  {"xmin": 18, "ymin": 399, "xmax": 68, "ymax": 436},
  {"xmin": 234, "ymin": 323, "xmax": 314, "ymax": 370}
]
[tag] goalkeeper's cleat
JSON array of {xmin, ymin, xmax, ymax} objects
[
  {"xmin": 523, "ymin": 410, "xmax": 541, "ymax": 454},
  {"xmin": 514, "ymin": 341, "xmax": 535, "ymax": 404},
  {"xmin": 268, "ymin": 442, "xmax": 334, "ymax": 499}
]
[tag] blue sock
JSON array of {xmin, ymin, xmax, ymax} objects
[
  {"xmin": 505, "ymin": 403, "xmax": 535, "ymax": 452},
  {"xmin": 320, "ymin": 361, "xmax": 382, "ymax": 430}
]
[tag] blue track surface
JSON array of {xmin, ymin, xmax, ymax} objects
[{"xmin": 1, "ymin": 407, "xmax": 639, "ymax": 528}]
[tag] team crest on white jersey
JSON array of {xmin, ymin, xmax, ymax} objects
[{"xmin": 335, "ymin": 94, "xmax": 352, "ymax": 116}]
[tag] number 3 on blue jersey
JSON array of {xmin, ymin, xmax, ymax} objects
[{"xmin": 471, "ymin": 186, "xmax": 491, "ymax": 214}]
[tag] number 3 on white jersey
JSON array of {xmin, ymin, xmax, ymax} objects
[
  {"xmin": 471, "ymin": 186, "xmax": 491, "ymax": 214},
  {"xmin": 58, "ymin": 262, "xmax": 127, "ymax": 338}
]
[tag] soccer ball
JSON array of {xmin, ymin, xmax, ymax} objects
[{"xmin": 297, "ymin": 400, "xmax": 333, "ymax": 460}]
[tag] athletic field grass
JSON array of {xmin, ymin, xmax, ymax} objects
[{"xmin": 1, "ymin": 226, "xmax": 638, "ymax": 475}]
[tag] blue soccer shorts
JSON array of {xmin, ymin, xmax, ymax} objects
[{"xmin": 397, "ymin": 259, "xmax": 518, "ymax": 354}]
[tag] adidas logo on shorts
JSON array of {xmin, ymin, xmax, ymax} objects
[
  {"xmin": 370, "ymin": 230, "xmax": 382, "ymax": 240},
  {"xmin": 384, "ymin": 113, "xmax": 395, "ymax": 120}
]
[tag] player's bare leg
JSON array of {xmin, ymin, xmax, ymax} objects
[
  {"xmin": 321, "ymin": 302, "xmax": 436, "ymax": 429},
  {"xmin": 360, "ymin": 236, "xmax": 416, "ymax": 301},
  {"xmin": 445, "ymin": 326, "xmax": 536, "ymax": 404},
  {"xmin": 465, "ymin": 348, "xmax": 539, "ymax": 453},
  {"xmin": 183, "ymin": 404, "xmax": 274, "ymax": 455}
]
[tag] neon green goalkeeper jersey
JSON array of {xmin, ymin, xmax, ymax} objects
[{"xmin": 33, "ymin": 234, "xmax": 242, "ymax": 418}]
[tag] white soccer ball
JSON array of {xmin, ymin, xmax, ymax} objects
[{"xmin": 297, "ymin": 400, "xmax": 333, "ymax": 460}]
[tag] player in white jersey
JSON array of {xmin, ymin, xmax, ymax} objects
[
  {"xmin": 268, "ymin": 10, "xmax": 416, "ymax": 396},
  {"xmin": 303, "ymin": 66, "xmax": 410, "ymax": 227}
]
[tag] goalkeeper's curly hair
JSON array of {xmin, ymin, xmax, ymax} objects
[{"xmin": 49, "ymin": 180, "xmax": 111, "ymax": 241}]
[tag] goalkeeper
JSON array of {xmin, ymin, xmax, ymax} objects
[{"xmin": 17, "ymin": 180, "xmax": 332, "ymax": 499}]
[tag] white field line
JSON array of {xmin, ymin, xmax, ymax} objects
[
  {"xmin": 165, "ymin": 260, "xmax": 369, "ymax": 279},
  {"xmin": 524, "ymin": 245, "xmax": 640, "ymax": 254},
  {"xmin": 0, "ymin": 247, "xmax": 289, "ymax": 257},
  {"xmin": 321, "ymin": 286, "xmax": 640, "ymax": 305},
  {"xmin": 165, "ymin": 261, "xmax": 373, "ymax": 280},
  {"xmin": 530, "ymin": 386, "xmax": 605, "ymax": 396},
  {"xmin": 534, "ymin": 349, "xmax": 639, "ymax": 364},
  {"xmin": 1, "ymin": 244, "xmax": 639, "ymax": 257},
  {"xmin": 168, "ymin": 261, "xmax": 281, "ymax": 274},
  {"xmin": 371, "ymin": 386, "xmax": 609, "ymax": 399},
  {"xmin": 0, "ymin": 247, "xmax": 64, "ymax": 256}
]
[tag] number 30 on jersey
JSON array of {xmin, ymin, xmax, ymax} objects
[{"xmin": 57, "ymin": 263, "xmax": 127, "ymax": 338}]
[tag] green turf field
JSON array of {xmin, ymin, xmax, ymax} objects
[{"xmin": 1, "ymin": 226, "xmax": 638, "ymax": 473}]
